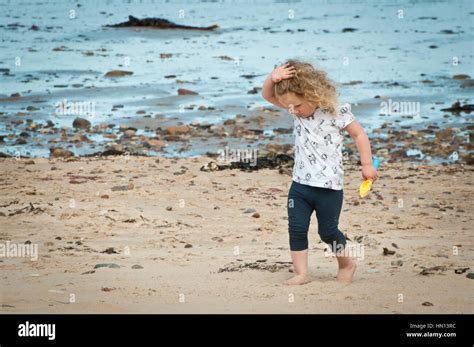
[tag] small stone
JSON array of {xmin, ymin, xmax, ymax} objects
[
  {"xmin": 72, "ymin": 117, "xmax": 91, "ymax": 129},
  {"xmin": 466, "ymin": 272, "xmax": 474, "ymax": 279},
  {"xmin": 101, "ymin": 247, "xmax": 118, "ymax": 254},
  {"xmin": 166, "ymin": 206, "xmax": 172, "ymax": 211},
  {"xmin": 50, "ymin": 147, "xmax": 74, "ymax": 158},
  {"xmin": 383, "ymin": 247, "xmax": 396, "ymax": 256},
  {"xmin": 177, "ymin": 88, "xmax": 198, "ymax": 95},
  {"xmin": 131, "ymin": 265, "xmax": 143, "ymax": 269},
  {"xmin": 422, "ymin": 301, "xmax": 434, "ymax": 306},
  {"xmin": 105, "ymin": 70, "xmax": 133, "ymax": 77},
  {"xmin": 111, "ymin": 184, "xmax": 133, "ymax": 191},
  {"xmin": 243, "ymin": 208, "xmax": 256, "ymax": 214},
  {"xmin": 184, "ymin": 243, "xmax": 193, "ymax": 248},
  {"xmin": 94, "ymin": 263, "xmax": 120, "ymax": 269},
  {"xmin": 123, "ymin": 129, "xmax": 136, "ymax": 138},
  {"xmin": 200, "ymin": 161, "xmax": 219, "ymax": 172},
  {"xmin": 252, "ymin": 212, "xmax": 260, "ymax": 218},
  {"xmin": 165, "ymin": 125, "xmax": 190, "ymax": 135}
]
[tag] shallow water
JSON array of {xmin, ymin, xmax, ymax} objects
[{"xmin": 0, "ymin": 0, "xmax": 473, "ymax": 158}]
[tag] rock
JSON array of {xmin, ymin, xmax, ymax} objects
[
  {"xmin": 101, "ymin": 287, "xmax": 115, "ymax": 292},
  {"xmin": 247, "ymin": 87, "xmax": 260, "ymax": 94},
  {"xmin": 105, "ymin": 70, "xmax": 133, "ymax": 77},
  {"xmin": 81, "ymin": 270, "xmax": 95, "ymax": 275},
  {"xmin": 265, "ymin": 143, "xmax": 284, "ymax": 153},
  {"xmin": 177, "ymin": 88, "xmax": 198, "ymax": 95},
  {"xmin": 165, "ymin": 125, "xmax": 190, "ymax": 135},
  {"xmin": 144, "ymin": 139, "xmax": 166, "ymax": 148},
  {"xmin": 435, "ymin": 128, "xmax": 454, "ymax": 141},
  {"xmin": 101, "ymin": 247, "xmax": 118, "ymax": 254},
  {"xmin": 454, "ymin": 267, "xmax": 469, "ymax": 274},
  {"xmin": 10, "ymin": 93, "xmax": 21, "ymax": 98},
  {"xmin": 243, "ymin": 208, "xmax": 256, "ymax": 214},
  {"xmin": 69, "ymin": 133, "xmax": 90, "ymax": 143},
  {"xmin": 94, "ymin": 263, "xmax": 120, "ymax": 269},
  {"xmin": 166, "ymin": 206, "xmax": 172, "ymax": 211},
  {"xmin": 50, "ymin": 147, "xmax": 74, "ymax": 158},
  {"xmin": 72, "ymin": 117, "xmax": 91, "ymax": 129},
  {"xmin": 383, "ymin": 247, "xmax": 396, "ymax": 256},
  {"xmin": 131, "ymin": 264, "xmax": 143, "ymax": 269},
  {"xmin": 466, "ymin": 272, "xmax": 474, "ymax": 279},
  {"xmin": 184, "ymin": 243, "xmax": 193, "ymax": 248},
  {"xmin": 252, "ymin": 212, "xmax": 260, "ymax": 218},
  {"xmin": 460, "ymin": 79, "xmax": 474, "ymax": 88},
  {"xmin": 223, "ymin": 119, "xmax": 236, "ymax": 125},
  {"xmin": 106, "ymin": 15, "xmax": 219, "ymax": 31},
  {"xmin": 419, "ymin": 266, "xmax": 447, "ymax": 276},
  {"xmin": 441, "ymin": 102, "xmax": 474, "ymax": 113},
  {"xmin": 342, "ymin": 28, "xmax": 357, "ymax": 32},
  {"xmin": 453, "ymin": 74, "xmax": 470, "ymax": 80},
  {"xmin": 111, "ymin": 183, "xmax": 134, "ymax": 191},
  {"xmin": 422, "ymin": 301, "xmax": 434, "ymax": 306},
  {"xmin": 391, "ymin": 149, "xmax": 407, "ymax": 159},
  {"xmin": 273, "ymin": 127, "xmax": 293, "ymax": 134},
  {"xmin": 110, "ymin": 143, "xmax": 124, "ymax": 152},
  {"xmin": 200, "ymin": 161, "xmax": 219, "ymax": 172},
  {"xmin": 123, "ymin": 129, "xmax": 136, "ymax": 138}
]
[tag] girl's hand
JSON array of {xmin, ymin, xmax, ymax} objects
[
  {"xmin": 271, "ymin": 63, "xmax": 296, "ymax": 83},
  {"xmin": 361, "ymin": 164, "xmax": 379, "ymax": 182}
]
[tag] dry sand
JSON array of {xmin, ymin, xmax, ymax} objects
[{"xmin": 0, "ymin": 156, "xmax": 472, "ymax": 313}]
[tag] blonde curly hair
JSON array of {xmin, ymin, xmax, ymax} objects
[{"xmin": 273, "ymin": 59, "xmax": 339, "ymax": 115}]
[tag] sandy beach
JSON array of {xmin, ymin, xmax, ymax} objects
[
  {"xmin": 0, "ymin": 155, "xmax": 472, "ymax": 313},
  {"xmin": 0, "ymin": 0, "xmax": 472, "ymax": 319}
]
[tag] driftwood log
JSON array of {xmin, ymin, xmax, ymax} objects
[{"xmin": 106, "ymin": 15, "xmax": 218, "ymax": 31}]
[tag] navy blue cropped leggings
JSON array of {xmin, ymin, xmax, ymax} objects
[{"xmin": 287, "ymin": 180, "xmax": 346, "ymax": 252}]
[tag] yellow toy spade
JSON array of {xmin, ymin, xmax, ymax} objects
[{"xmin": 359, "ymin": 156, "xmax": 380, "ymax": 198}]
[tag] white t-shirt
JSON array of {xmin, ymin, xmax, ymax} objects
[{"xmin": 292, "ymin": 103, "xmax": 356, "ymax": 190}]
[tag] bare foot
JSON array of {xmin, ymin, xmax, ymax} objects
[
  {"xmin": 284, "ymin": 274, "xmax": 310, "ymax": 285},
  {"xmin": 337, "ymin": 261, "xmax": 357, "ymax": 284}
]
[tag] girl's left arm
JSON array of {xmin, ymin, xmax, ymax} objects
[{"xmin": 344, "ymin": 121, "xmax": 379, "ymax": 181}]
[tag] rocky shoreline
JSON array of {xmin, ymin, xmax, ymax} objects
[{"xmin": 1, "ymin": 99, "xmax": 473, "ymax": 166}]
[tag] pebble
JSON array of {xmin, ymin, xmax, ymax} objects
[
  {"xmin": 105, "ymin": 70, "xmax": 133, "ymax": 77},
  {"xmin": 72, "ymin": 117, "xmax": 91, "ymax": 129},
  {"xmin": 94, "ymin": 263, "xmax": 120, "ymax": 269}
]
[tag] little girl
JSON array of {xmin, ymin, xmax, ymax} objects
[{"xmin": 261, "ymin": 59, "xmax": 379, "ymax": 285}]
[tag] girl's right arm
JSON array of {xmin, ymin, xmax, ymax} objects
[{"xmin": 261, "ymin": 63, "xmax": 295, "ymax": 108}]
